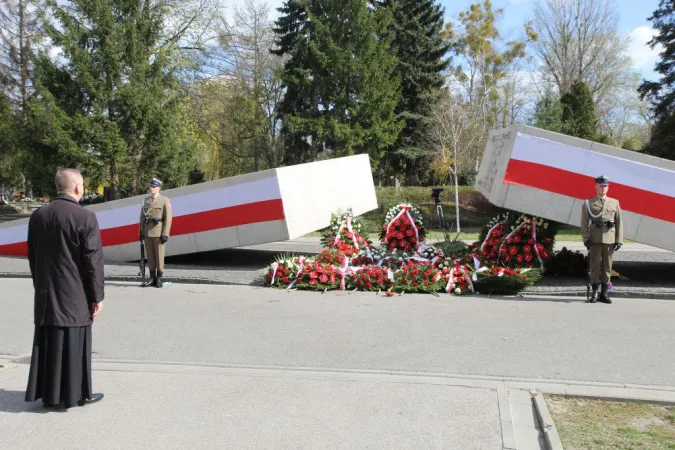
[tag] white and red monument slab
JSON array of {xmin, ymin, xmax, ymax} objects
[
  {"xmin": 476, "ymin": 125, "xmax": 675, "ymax": 251},
  {"xmin": 0, "ymin": 154, "xmax": 378, "ymax": 261}
]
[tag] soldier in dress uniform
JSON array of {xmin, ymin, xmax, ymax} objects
[
  {"xmin": 139, "ymin": 178, "xmax": 172, "ymax": 288},
  {"xmin": 580, "ymin": 175, "xmax": 623, "ymax": 304}
]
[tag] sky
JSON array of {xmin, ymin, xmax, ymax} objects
[{"xmin": 223, "ymin": 0, "xmax": 664, "ymax": 81}]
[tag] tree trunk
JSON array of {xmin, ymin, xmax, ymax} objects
[{"xmin": 453, "ymin": 170, "xmax": 461, "ymax": 235}]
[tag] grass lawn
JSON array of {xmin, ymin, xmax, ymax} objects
[{"xmin": 546, "ymin": 395, "xmax": 675, "ymax": 450}]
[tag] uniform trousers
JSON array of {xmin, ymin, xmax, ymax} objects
[
  {"xmin": 589, "ymin": 243, "xmax": 614, "ymax": 284},
  {"xmin": 144, "ymin": 237, "xmax": 165, "ymax": 272}
]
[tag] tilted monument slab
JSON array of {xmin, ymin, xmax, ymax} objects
[
  {"xmin": 0, "ymin": 154, "xmax": 378, "ymax": 262},
  {"xmin": 475, "ymin": 125, "xmax": 675, "ymax": 251}
]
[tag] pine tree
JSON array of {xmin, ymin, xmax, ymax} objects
[
  {"xmin": 561, "ymin": 79, "xmax": 598, "ymax": 141},
  {"xmin": 272, "ymin": 0, "xmax": 403, "ymax": 165},
  {"xmin": 638, "ymin": 0, "xmax": 675, "ymax": 159},
  {"xmin": 532, "ymin": 91, "xmax": 563, "ymax": 133},
  {"xmin": 374, "ymin": 0, "xmax": 450, "ymax": 184},
  {"xmin": 27, "ymin": 0, "xmax": 200, "ymax": 197}
]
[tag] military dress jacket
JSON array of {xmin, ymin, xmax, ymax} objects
[
  {"xmin": 140, "ymin": 194, "xmax": 173, "ymax": 238},
  {"xmin": 580, "ymin": 195, "xmax": 623, "ymax": 245}
]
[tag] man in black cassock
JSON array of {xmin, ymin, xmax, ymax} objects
[{"xmin": 25, "ymin": 168, "xmax": 105, "ymax": 409}]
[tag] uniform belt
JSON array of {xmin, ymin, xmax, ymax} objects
[{"xmin": 592, "ymin": 219, "xmax": 614, "ymax": 227}]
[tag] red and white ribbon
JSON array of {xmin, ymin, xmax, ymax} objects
[
  {"xmin": 497, "ymin": 221, "xmax": 528, "ymax": 262},
  {"xmin": 480, "ymin": 223, "xmax": 504, "ymax": 253},
  {"xmin": 529, "ymin": 218, "xmax": 545, "ymax": 267},
  {"xmin": 286, "ymin": 256, "xmax": 306, "ymax": 290},
  {"xmin": 445, "ymin": 265, "xmax": 475, "ymax": 294},
  {"xmin": 269, "ymin": 262, "xmax": 280, "ymax": 285},
  {"xmin": 334, "ymin": 215, "xmax": 360, "ymax": 251},
  {"xmin": 385, "ymin": 205, "xmax": 419, "ymax": 243}
]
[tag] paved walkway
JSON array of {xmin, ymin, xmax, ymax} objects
[{"xmin": 2, "ymin": 280, "xmax": 675, "ymax": 448}]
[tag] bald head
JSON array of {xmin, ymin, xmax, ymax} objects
[{"xmin": 55, "ymin": 168, "xmax": 84, "ymax": 200}]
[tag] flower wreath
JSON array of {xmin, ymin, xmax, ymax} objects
[
  {"xmin": 380, "ymin": 204, "xmax": 426, "ymax": 251},
  {"xmin": 321, "ymin": 209, "xmax": 369, "ymax": 256}
]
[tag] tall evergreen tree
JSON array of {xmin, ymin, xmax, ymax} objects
[
  {"xmin": 375, "ymin": 0, "xmax": 450, "ymax": 184},
  {"xmin": 561, "ymin": 79, "xmax": 598, "ymax": 141},
  {"xmin": 532, "ymin": 91, "xmax": 563, "ymax": 133},
  {"xmin": 28, "ymin": 0, "xmax": 200, "ymax": 197},
  {"xmin": 638, "ymin": 0, "xmax": 675, "ymax": 159},
  {"xmin": 272, "ymin": 0, "xmax": 403, "ymax": 165}
]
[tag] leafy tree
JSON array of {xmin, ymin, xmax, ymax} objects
[
  {"xmin": 0, "ymin": 94, "xmax": 23, "ymax": 192},
  {"xmin": 27, "ymin": 0, "xmax": 207, "ymax": 197},
  {"xmin": 443, "ymin": 0, "xmax": 536, "ymax": 173}
]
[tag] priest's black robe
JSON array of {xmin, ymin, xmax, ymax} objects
[{"xmin": 24, "ymin": 195, "xmax": 105, "ymax": 408}]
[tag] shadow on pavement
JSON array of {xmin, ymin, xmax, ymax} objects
[
  {"xmin": 166, "ymin": 248, "xmax": 278, "ymax": 268},
  {"xmin": 0, "ymin": 389, "xmax": 68, "ymax": 414}
]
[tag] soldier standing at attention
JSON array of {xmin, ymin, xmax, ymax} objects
[
  {"xmin": 139, "ymin": 178, "xmax": 172, "ymax": 288},
  {"xmin": 581, "ymin": 175, "xmax": 623, "ymax": 304}
]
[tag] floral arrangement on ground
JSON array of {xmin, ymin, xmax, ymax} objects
[{"xmin": 264, "ymin": 205, "xmax": 557, "ymax": 297}]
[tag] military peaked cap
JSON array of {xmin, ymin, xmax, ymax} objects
[
  {"xmin": 149, "ymin": 178, "xmax": 162, "ymax": 187},
  {"xmin": 594, "ymin": 175, "xmax": 610, "ymax": 185}
]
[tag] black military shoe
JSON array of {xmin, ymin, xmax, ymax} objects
[
  {"xmin": 156, "ymin": 271, "xmax": 163, "ymax": 288},
  {"xmin": 599, "ymin": 284, "xmax": 612, "ymax": 304},
  {"xmin": 78, "ymin": 393, "xmax": 104, "ymax": 406},
  {"xmin": 589, "ymin": 284, "xmax": 599, "ymax": 303},
  {"xmin": 149, "ymin": 269, "xmax": 158, "ymax": 287}
]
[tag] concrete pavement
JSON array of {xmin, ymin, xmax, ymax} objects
[
  {"xmin": 0, "ymin": 361, "xmax": 504, "ymax": 449},
  {"xmin": 2, "ymin": 279, "xmax": 675, "ymax": 448},
  {"xmin": 2, "ymin": 280, "xmax": 675, "ymax": 386}
]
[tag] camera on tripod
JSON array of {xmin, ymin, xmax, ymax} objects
[{"xmin": 431, "ymin": 188, "xmax": 444, "ymax": 205}]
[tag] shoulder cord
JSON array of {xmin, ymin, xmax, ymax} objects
[
  {"xmin": 141, "ymin": 195, "xmax": 152, "ymax": 219},
  {"xmin": 584, "ymin": 199, "xmax": 604, "ymax": 219}
]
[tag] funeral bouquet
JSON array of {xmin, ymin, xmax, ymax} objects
[
  {"xmin": 416, "ymin": 244, "xmax": 445, "ymax": 264},
  {"xmin": 321, "ymin": 209, "xmax": 370, "ymax": 256},
  {"xmin": 265, "ymin": 254, "xmax": 304, "ymax": 288},
  {"xmin": 291, "ymin": 259, "xmax": 342, "ymax": 290},
  {"xmin": 442, "ymin": 261, "xmax": 475, "ymax": 295},
  {"xmin": 472, "ymin": 267, "xmax": 542, "ymax": 295},
  {"xmin": 473, "ymin": 212, "xmax": 556, "ymax": 270},
  {"xmin": 499, "ymin": 215, "xmax": 554, "ymax": 269},
  {"xmin": 380, "ymin": 204, "xmax": 426, "ymax": 251},
  {"xmin": 392, "ymin": 260, "xmax": 444, "ymax": 293},
  {"xmin": 315, "ymin": 248, "xmax": 348, "ymax": 267},
  {"xmin": 378, "ymin": 249, "xmax": 420, "ymax": 271},
  {"xmin": 348, "ymin": 266, "xmax": 394, "ymax": 292},
  {"xmin": 350, "ymin": 246, "xmax": 387, "ymax": 266}
]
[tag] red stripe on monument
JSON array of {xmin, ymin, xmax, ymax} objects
[
  {"xmin": 504, "ymin": 159, "xmax": 675, "ymax": 223},
  {"xmin": 0, "ymin": 198, "xmax": 285, "ymax": 257},
  {"xmin": 100, "ymin": 198, "xmax": 285, "ymax": 246},
  {"xmin": 0, "ymin": 241, "xmax": 28, "ymax": 257}
]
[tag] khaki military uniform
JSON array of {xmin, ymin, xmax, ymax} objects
[
  {"xmin": 140, "ymin": 194, "xmax": 172, "ymax": 272},
  {"xmin": 580, "ymin": 196, "xmax": 623, "ymax": 284}
]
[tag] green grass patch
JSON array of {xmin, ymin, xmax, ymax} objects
[{"xmin": 546, "ymin": 395, "xmax": 675, "ymax": 450}]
